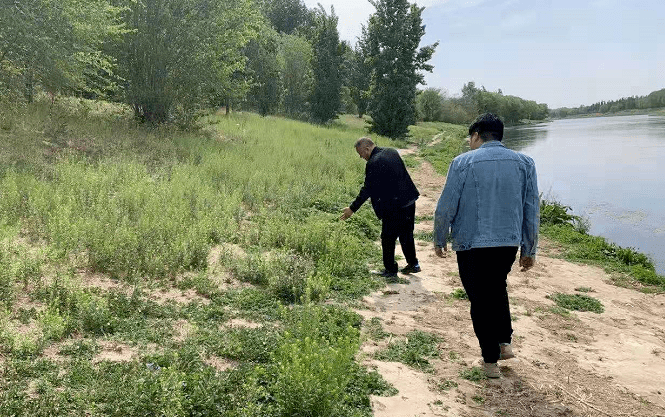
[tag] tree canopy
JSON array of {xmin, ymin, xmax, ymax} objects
[{"xmin": 365, "ymin": 0, "xmax": 438, "ymax": 138}]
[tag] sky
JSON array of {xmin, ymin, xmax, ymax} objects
[{"xmin": 302, "ymin": 0, "xmax": 665, "ymax": 109}]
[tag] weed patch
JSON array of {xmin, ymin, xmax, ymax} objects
[
  {"xmin": 375, "ymin": 330, "xmax": 442, "ymax": 372},
  {"xmin": 548, "ymin": 293, "xmax": 605, "ymax": 313},
  {"xmin": 460, "ymin": 366, "xmax": 486, "ymax": 381},
  {"xmin": 451, "ymin": 288, "xmax": 469, "ymax": 300}
]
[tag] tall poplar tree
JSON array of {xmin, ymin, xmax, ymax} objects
[
  {"xmin": 309, "ymin": 6, "xmax": 342, "ymax": 124},
  {"xmin": 366, "ymin": 0, "xmax": 438, "ymax": 138},
  {"xmin": 348, "ymin": 26, "xmax": 372, "ymax": 118}
]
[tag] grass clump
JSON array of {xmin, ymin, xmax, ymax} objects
[
  {"xmin": 451, "ymin": 288, "xmax": 468, "ymax": 300},
  {"xmin": 375, "ymin": 330, "xmax": 442, "ymax": 373},
  {"xmin": 434, "ymin": 379, "xmax": 458, "ymax": 392},
  {"xmin": 548, "ymin": 293, "xmax": 605, "ymax": 314},
  {"xmin": 459, "ymin": 366, "xmax": 486, "ymax": 382},
  {"xmin": 365, "ymin": 317, "xmax": 390, "ymax": 341}
]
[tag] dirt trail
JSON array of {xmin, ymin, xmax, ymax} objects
[{"xmin": 358, "ymin": 147, "xmax": 665, "ymax": 417}]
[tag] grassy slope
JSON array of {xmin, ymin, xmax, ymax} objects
[{"xmin": 0, "ymin": 99, "xmax": 407, "ymax": 416}]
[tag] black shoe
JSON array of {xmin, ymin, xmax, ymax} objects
[
  {"xmin": 400, "ymin": 264, "xmax": 421, "ymax": 274},
  {"xmin": 372, "ymin": 269, "xmax": 398, "ymax": 278}
]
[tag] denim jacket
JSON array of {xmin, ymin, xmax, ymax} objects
[{"xmin": 433, "ymin": 140, "xmax": 539, "ymax": 257}]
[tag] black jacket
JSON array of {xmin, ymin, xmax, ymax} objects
[{"xmin": 350, "ymin": 147, "xmax": 419, "ymax": 219}]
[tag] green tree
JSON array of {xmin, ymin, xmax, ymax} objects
[
  {"xmin": 279, "ymin": 33, "xmax": 313, "ymax": 119},
  {"xmin": 0, "ymin": 0, "xmax": 123, "ymax": 102},
  {"xmin": 460, "ymin": 81, "xmax": 479, "ymax": 115},
  {"xmin": 244, "ymin": 26, "xmax": 283, "ymax": 116},
  {"xmin": 416, "ymin": 88, "xmax": 443, "ymax": 122},
  {"xmin": 348, "ymin": 26, "xmax": 372, "ymax": 118},
  {"xmin": 257, "ymin": 0, "xmax": 312, "ymax": 34},
  {"xmin": 366, "ymin": 0, "xmax": 438, "ymax": 138},
  {"xmin": 309, "ymin": 6, "xmax": 342, "ymax": 124},
  {"xmin": 115, "ymin": 0, "xmax": 260, "ymax": 124}
]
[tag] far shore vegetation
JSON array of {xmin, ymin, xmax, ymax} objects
[{"xmin": 550, "ymin": 87, "xmax": 665, "ymax": 119}]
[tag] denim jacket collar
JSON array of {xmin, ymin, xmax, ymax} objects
[{"xmin": 479, "ymin": 140, "xmax": 504, "ymax": 149}]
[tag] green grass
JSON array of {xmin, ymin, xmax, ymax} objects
[
  {"xmin": 417, "ymin": 123, "xmax": 468, "ymax": 175},
  {"xmin": 459, "ymin": 366, "xmax": 486, "ymax": 382},
  {"xmin": 374, "ymin": 330, "xmax": 442, "ymax": 373},
  {"xmin": 548, "ymin": 293, "xmax": 605, "ymax": 314},
  {"xmin": 450, "ymin": 288, "xmax": 469, "ymax": 300}
]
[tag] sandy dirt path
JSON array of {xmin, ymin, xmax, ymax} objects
[{"xmin": 357, "ymin": 147, "xmax": 665, "ymax": 417}]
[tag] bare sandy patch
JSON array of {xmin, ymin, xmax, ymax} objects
[
  {"xmin": 224, "ymin": 318, "xmax": 264, "ymax": 329},
  {"xmin": 92, "ymin": 341, "xmax": 137, "ymax": 364},
  {"xmin": 204, "ymin": 356, "xmax": 238, "ymax": 372}
]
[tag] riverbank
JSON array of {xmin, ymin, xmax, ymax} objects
[
  {"xmin": 423, "ymin": 131, "xmax": 665, "ymax": 293},
  {"xmin": 551, "ymin": 106, "xmax": 665, "ymax": 120}
]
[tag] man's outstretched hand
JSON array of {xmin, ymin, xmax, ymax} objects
[
  {"xmin": 339, "ymin": 207, "xmax": 354, "ymax": 221},
  {"xmin": 434, "ymin": 245, "xmax": 448, "ymax": 258},
  {"xmin": 519, "ymin": 256, "xmax": 535, "ymax": 271}
]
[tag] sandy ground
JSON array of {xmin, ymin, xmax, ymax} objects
[{"xmin": 358, "ymin": 149, "xmax": 665, "ymax": 417}]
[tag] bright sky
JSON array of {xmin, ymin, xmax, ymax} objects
[{"xmin": 303, "ymin": 0, "xmax": 665, "ymax": 108}]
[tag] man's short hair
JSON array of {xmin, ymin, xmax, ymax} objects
[
  {"xmin": 355, "ymin": 137, "xmax": 374, "ymax": 148},
  {"xmin": 468, "ymin": 113, "xmax": 504, "ymax": 141}
]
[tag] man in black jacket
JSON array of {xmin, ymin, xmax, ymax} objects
[{"xmin": 340, "ymin": 137, "xmax": 421, "ymax": 278}]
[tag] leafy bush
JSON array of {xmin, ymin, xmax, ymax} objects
[{"xmin": 540, "ymin": 199, "xmax": 576, "ymax": 226}]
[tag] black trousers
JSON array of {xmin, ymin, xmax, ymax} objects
[
  {"xmin": 456, "ymin": 246, "xmax": 518, "ymax": 363},
  {"xmin": 381, "ymin": 203, "xmax": 418, "ymax": 273}
]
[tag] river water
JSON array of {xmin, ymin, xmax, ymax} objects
[{"xmin": 504, "ymin": 115, "xmax": 665, "ymax": 274}]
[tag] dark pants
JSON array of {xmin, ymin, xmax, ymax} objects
[
  {"xmin": 381, "ymin": 203, "xmax": 418, "ymax": 273},
  {"xmin": 456, "ymin": 246, "xmax": 518, "ymax": 363}
]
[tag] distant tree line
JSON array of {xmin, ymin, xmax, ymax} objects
[
  {"xmin": 1, "ymin": 0, "xmax": 437, "ymax": 137},
  {"xmin": 550, "ymin": 88, "xmax": 665, "ymax": 118},
  {"xmin": 415, "ymin": 81, "xmax": 549, "ymax": 125}
]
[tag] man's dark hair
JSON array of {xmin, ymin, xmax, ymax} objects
[
  {"xmin": 468, "ymin": 113, "xmax": 504, "ymax": 141},
  {"xmin": 355, "ymin": 137, "xmax": 375, "ymax": 148}
]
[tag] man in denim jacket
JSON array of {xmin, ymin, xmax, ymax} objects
[{"xmin": 433, "ymin": 113, "xmax": 539, "ymax": 378}]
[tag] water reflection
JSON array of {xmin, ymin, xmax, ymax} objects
[{"xmin": 504, "ymin": 123, "xmax": 549, "ymax": 151}]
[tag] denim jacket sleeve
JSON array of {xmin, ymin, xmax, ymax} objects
[
  {"xmin": 521, "ymin": 161, "xmax": 540, "ymax": 257},
  {"xmin": 433, "ymin": 158, "xmax": 464, "ymax": 247}
]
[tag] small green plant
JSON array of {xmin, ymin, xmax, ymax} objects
[
  {"xmin": 451, "ymin": 288, "xmax": 468, "ymax": 300},
  {"xmin": 549, "ymin": 306, "xmax": 573, "ymax": 318},
  {"xmin": 434, "ymin": 379, "xmax": 458, "ymax": 392},
  {"xmin": 472, "ymin": 395, "xmax": 485, "ymax": 404},
  {"xmin": 549, "ymin": 293, "xmax": 605, "ymax": 313},
  {"xmin": 459, "ymin": 366, "xmax": 486, "ymax": 381},
  {"xmin": 365, "ymin": 317, "xmax": 390, "ymax": 341},
  {"xmin": 375, "ymin": 330, "xmax": 442, "ymax": 372},
  {"xmin": 575, "ymin": 286, "xmax": 594, "ymax": 293}
]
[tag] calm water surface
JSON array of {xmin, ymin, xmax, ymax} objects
[{"xmin": 504, "ymin": 115, "xmax": 665, "ymax": 274}]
